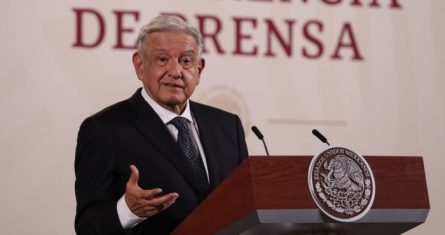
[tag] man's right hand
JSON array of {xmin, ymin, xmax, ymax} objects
[{"xmin": 125, "ymin": 165, "xmax": 179, "ymax": 218}]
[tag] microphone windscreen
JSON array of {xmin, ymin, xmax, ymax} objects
[
  {"xmin": 251, "ymin": 126, "xmax": 264, "ymax": 140},
  {"xmin": 312, "ymin": 129, "xmax": 327, "ymax": 143}
]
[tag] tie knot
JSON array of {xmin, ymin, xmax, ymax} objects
[{"xmin": 170, "ymin": 116, "xmax": 189, "ymax": 132}]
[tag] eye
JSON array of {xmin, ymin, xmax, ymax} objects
[
  {"xmin": 156, "ymin": 55, "xmax": 169, "ymax": 65},
  {"xmin": 179, "ymin": 56, "xmax": 194, "ymax": 69}
]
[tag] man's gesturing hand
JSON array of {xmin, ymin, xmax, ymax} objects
[{"xmin": 125, "ymin": 165, "xmax": 179, "ymax": 218}]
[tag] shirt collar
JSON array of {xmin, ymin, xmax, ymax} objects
[{"xmin": 140, "ymin": 88, "xmax": 194, "ymax": 124}]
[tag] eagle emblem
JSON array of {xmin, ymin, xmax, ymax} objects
[{"xmin": 308, "ymin": 146, "xmax": 375, "ymax": 222}]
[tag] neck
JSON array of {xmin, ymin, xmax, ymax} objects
[
  {"xmin": 142, "ymin": 88, "xmax": 187, "ymax": 115},
  {"xmin": 169, "ymin": 104, "xmax": 184, "ymax": 115}
]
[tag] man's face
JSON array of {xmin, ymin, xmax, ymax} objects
[{"xmin": 133, "ymin": 31, "xmax": 205, "ymax": 114}]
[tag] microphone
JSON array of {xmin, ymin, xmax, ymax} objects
[
  {"xmin": 251, "ymin": 126, "xmax": 270, "ymax": 156},
  {"xmin": 312, "ymin": 129, "xmax": 330, "ymax": 146}
]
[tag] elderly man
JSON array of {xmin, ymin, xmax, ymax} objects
[{"xmin": 75, "ymin": 15, "xmax": 248, "ymax": 234}]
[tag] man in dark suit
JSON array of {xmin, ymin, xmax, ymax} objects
[{"xmin": 74, "ymin": 15, "xmax": 248, "ymax": 234}]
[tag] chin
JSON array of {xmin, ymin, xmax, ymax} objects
[{"xmin": 164, "ymin": 97, "xmax": 186, "ymax": 107}]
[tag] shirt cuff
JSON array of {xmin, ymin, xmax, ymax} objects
[{"xmin": 116, "ymin": 195, "xmax": 146, "ymax": 229}]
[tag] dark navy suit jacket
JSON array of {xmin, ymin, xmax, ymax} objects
[{"xmin": 75, "ymin": 89, "xmax": 248, "ymax": 234}]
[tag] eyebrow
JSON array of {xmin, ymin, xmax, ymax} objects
[
  {"xmin": 152, "ymin": 49, "xmax": 197, "ymax": 55},
  {"xmin": 181, "ymin": 50, "xmax": 197, "ymax": 55}
]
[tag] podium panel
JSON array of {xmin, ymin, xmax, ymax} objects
[{"xmin": 172, "ymin": 156, "xmax": 429, "ymax": 235}]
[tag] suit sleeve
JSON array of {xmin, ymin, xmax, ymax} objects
[
  {"xmin": 74, "ymin": 117, "xmax": 125, "ymax": 235},
  {"xmin": 235, "ymin": 115, "xmax": 249, "ymax": 162}
]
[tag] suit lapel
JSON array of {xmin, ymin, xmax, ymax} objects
[
  {"xmin": 191, "ymin": 102, "xmax": 222, "ymax": 189},
  {"xmin": 126, "ymin": 90, "xmax": 206, "ymax": 196}
]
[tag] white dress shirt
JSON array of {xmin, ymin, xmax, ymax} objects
[{"xmin": 117, "ymin": 88, "xmax": 209, "ymax": 229}]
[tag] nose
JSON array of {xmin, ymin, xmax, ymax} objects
[{"xmin": 167, "ymin": 60, "xmax": 183, "ymax": 79}]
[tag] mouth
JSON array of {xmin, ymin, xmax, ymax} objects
[{"xmin": 163, "ymin": 83, "xmax": 184, "ymax": 89}]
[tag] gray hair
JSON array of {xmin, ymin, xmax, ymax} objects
[{"xmin": 136, "ymin": 15, "xmax": 204, "ymax": 57}]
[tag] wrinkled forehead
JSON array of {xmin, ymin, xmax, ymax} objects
[{"xmin": 146, "ymin": 31, "xmax": 200, "ymax": 54}]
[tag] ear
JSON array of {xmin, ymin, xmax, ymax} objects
[
  {"xmin": 195, "ymin": 58, "xmax": 205, "ymax": 86},
  {"xmin": 198, "ymin": 58, "xmax": 205, "ymax": 75},
  {"xmin": 132, "ymin": 52, "xmax": 143, "ymax": 81}
]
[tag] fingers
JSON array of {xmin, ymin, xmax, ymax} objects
[
  {"xmin": 138, "ymin": 190, "xmax": 179, "ymax": 208},
  {"xmin": 128, "ymin": 165, "xmax": 139, "ymax": 187},
  {"xmin": 146, "ymin": 192, "xmax": 179, "ymax": 208},
  {"xmin": 140, "ymin": 188, "xmax": 163, "ymax": 199},
  {"xmin": 124, "ymin": 165, "xmax": 179, "ymax": 218},
  {"xmin": 130, "ymin": 192, "xmax": 179, "ymax": 218}
]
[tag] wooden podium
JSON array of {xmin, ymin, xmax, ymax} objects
[{"xmin": 172, "ymin": 156, "xmax": 429, "ymax": 235}]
